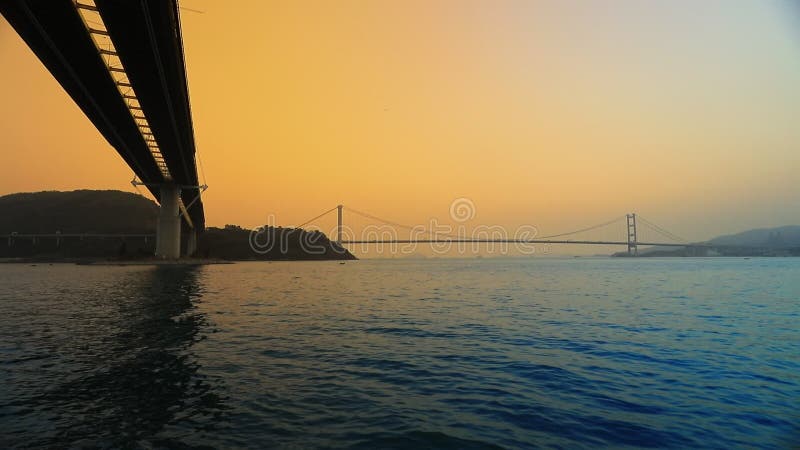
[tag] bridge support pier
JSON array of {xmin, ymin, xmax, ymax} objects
[
  {"xmin": 186, "ymin": 229, "xmax": 198, "ymax": 257},
  {"xmin": 155, "ymin": 184, "xmax": 181, "ymax": 259}
]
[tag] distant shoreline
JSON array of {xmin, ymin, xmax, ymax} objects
[{"xmin": 612, "ymin": 247, "xmax": 800, "ymax": 257}]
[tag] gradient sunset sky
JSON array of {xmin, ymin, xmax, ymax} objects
[{"xmin": 1, "ymin": 0, "xmax": 799, "ymax": 247}]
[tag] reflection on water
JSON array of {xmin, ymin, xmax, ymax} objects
[
  {"xmin": 0, "ymin": 266, "xmax": 227, "ymax": 448},
  {"xmin": 1, "ymin": 258, "xmax": 799, "ymax": 448}
]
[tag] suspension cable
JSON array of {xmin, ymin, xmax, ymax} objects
[
  {"xmin": 345, "ymin": 206, "xmax": 465, "ymax": 240},
  {"xmin": 639, "ymin": 220, "xmax": 685, "ymax": 243},
  {"xmin": 346, "ymin": 207, "xmax": 629, "ymax": 242},
  {"xmin": 535, "ymin": 215, "xmax": 627, "ymax": 239},
  {"xmin": 636, "ymin": 215, "xmax": 689, "ymax": 243}
]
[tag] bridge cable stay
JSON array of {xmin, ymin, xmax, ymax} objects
[
  {"xmin": 635, "ymin": 216, "xmax": 689, "ymax": 244},
  {"xmin": 294, "ymin": 206, "xmax": 339, "ymax": 230}
]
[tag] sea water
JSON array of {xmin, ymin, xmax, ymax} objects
[{"xmin": 1, "ymin": 258, "xmax": 798, "ymax": 448}]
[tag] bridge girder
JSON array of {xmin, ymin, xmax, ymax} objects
[
  {"xmin": 95, "ymin": 0, "xmax": 204, "ymax": 230},
  {"xmin": 0, "ymin": 0, "xmax": 165, "ymax": 192},
  {"xmin": 1, "ymin": 0, "xmax": 205, "ymax": 231}
]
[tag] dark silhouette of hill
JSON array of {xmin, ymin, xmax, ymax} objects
[
  {"xmin": 200, "ymin": 225, "xmax": 355, "ymax": 261},
  {"xmin": 0, "ymin": 190, "xmax": 157, "ymax": 234},
  {"xmin": 0, "ymin": 190, "xmax": 354, "ymax": 260}
]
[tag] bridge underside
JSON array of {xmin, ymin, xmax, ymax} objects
[{"xmin": 1, "ymin": 0, "xmax": 204, "ymax": 257}]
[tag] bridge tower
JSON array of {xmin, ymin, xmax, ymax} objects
[
  {"xmin": 336, "ymin": 205, "xmax": 343, "ymax": 245},
  {"xmin": 626, "ymin": 213, "xmax": 638, "ymax": 256}
]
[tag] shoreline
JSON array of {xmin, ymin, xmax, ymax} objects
[
  {"xmin": 0, "ymin": 257, "xmax": 358, "ymax": 265},
  {"xmin": 0, "ymin": 257, "xmax": 234, "ymax": 265}
]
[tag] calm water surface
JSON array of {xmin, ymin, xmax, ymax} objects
[{"xmin": 1, "ymin": 258, "xmax": 798, "ymax": 448}]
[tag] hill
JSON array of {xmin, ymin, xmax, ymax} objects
[
  {"xmin": 199, "ymin": 225, "xmax": 356, "ymax": 261},
  {"xmin": 707, "ymin": 226, "xmax": 800, "ymax": 248},
  {"xmin": 0, "ymin": 190, "xmax": 157, "ymax": 234},
  {"xmin": 614, "ymin": 225, "xmax": 800, "ymax": 257}
]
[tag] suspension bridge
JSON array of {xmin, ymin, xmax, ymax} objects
[{"xmin": 291, "ymin": 205, "xmax": 707, "ymax": 256}]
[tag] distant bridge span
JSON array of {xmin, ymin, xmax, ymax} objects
[
  {"xmin": 290, "ymin": 206, "xmax": 713, "ymax": 256},
  {"xmin": 340, "ymin": 240, "xmax": 698, "ymax": 248}
]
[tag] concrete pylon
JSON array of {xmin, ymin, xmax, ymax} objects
[
  {"xmin": 155, "ymin": 184, "xmax": 181, "ymax": 259},
  {"xmin": 186, "ymin": 229, "xmax": 198, "ymax": 257}
]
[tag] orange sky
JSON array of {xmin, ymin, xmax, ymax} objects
[{"xmin": 1, "ymin": 0, "xmax": 799, "ymax": 250}]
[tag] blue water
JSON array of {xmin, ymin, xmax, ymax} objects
[{"xmin": 1, "ymin": 258, "xmax": 798, "ymax": 448}]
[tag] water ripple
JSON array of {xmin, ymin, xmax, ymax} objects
[{"xmin": 1, "ymin": 258, "xmax": 799, "ymax": 448}]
